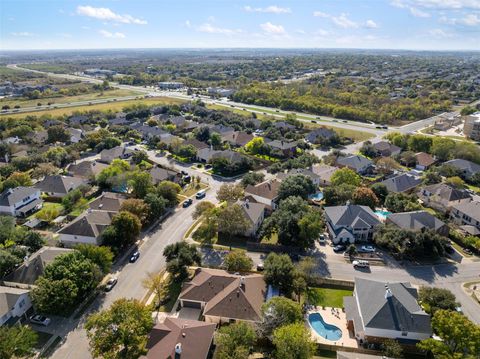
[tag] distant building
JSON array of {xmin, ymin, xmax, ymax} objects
[
  {"xmin": 88, "ymin": 192, "xmax": 126, "ymax": 213},
  {"xmin": 450, "ymin": 200, "xmax": 480, "ymax": 233},
  {"xmin": 84, "ymin": 69, "xmax": 116, "ymax": 77},
  {"xmin": 372, "ymin": 141, "xmax": 401, "ymax": 157},
  {"xmin": 463, "ymin": 113, "xmax": 480, "ymax": 141},
  {"xmin": 99, "ymin": 146, "xmax": 135, "ymax": 164},
  {"xmin": 311, "ymin": 164, "xmax": 339, "ymax": 187},
  {"xmin": 67, "ymin": 160, "xmax": 109, "ymax": 180},
  {"xmin": 415, "ymin": 152, "xmax": 436, "ymax": 171},
  {"xmin": 276, "ymin": 168, "xmax": 321, "ymax": 186},
  {"xmin": 0, "ymin": 187, "xmax": 42, "ymax": 217},
  {"xmin": 380, "ymin": 174, "xmax": 422, "ymax": 193},
  {"xmin": 444, "ymin": 159, "xmax": 480, "ymax": 179},
  {"xmin": 207, "ymin": 87, "xmax": 235, "ymax": 97},
  {"xmin": 0, "ymin": 286, "xmax": 32, "ymax": 326},
  {"xmin": 158, "ymin": 81, "xmax": 184, "ymax": 90},
  {"xmin": 418, "ymin": 183, "xmax": 471, "ymax": 213},
  {"xmin": 237, "ymin": 199, "xmax": 265, "ymax": 237},
  {"xmin": 336, "ymin": 155, "xmax": 374, "ymax": 175}
]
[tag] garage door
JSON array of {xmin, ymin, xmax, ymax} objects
[{"xmin": 182, "ymin": 301, "xmax": 202, "ymax": 309}]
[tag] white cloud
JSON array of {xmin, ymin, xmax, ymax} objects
[
  {"xmin": 391, "ymin": 1, "xmax": 431, "ymax": 16},
  {"xmin": 260, "ymin": 22, "xmax": 286, "ymax": 34},
  {"xmin": 331, "ymin": 13, "xmax": 358, "ymax": 28},
  {"xmin": 313, "ymin": 11, "xmax": 330, "ymax": 18},
  {"xmin": 429, "ymin": 28, "xmax": 452, "ymax": 37},
  {"xmin": 197, "ymin": 23, "xmax": 241, "ymax": 35},
  {"xmin": 99, "ymin": 30, "xmax": 126, "ymax": 38},
  {"xmin": 393, "ymin": 0, "xmax": 480, "ymax": 9},
  {"xmin": 77, "ymin": 5, "xmax": 147, "ymax": 25},
  {"xmin": 365, "ymin": 19, "xmax": 379, "ymax": 28},
  {"xmin": 244, "ymin": 5, "xmax": 291, "ymax": 14},
  {"xmin": 185, "ymin": 20, "xmax": 191, "ymax": 28},
  {"xmin": 461, "ymin": 13, "xmax": 480, "ymax": 25},
  {"xmin": 11, "ymin": 32, "xmax": 36, "ymax": 37}
]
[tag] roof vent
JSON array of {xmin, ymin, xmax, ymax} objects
[
  {"xmin": 385, "ymin": 284, "xmax": 393, "ymax": 299},
  {"xmin": 182, "ymin": 332, "xmax": 186, "ymax": 338},
  {"xmin": 175, "ymin": 343, "xmax": 182, "ymax": 354}
]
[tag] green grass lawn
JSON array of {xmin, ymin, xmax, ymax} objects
[
  {"xmin": 159, "ymin": 279, "xmax": 182, "ymax": 312},
  {"xmin": 29, "ymin": 202, "xmax": 64, "ymax": 220},
  {"xmin": 314, "ymin": 349, "xmax": 337, "ymax": 359},
  {"xmin": 306, "ymin": 287, "xmax": 353, "ymax": 308},
  {"xmin": 261, "ymin": 232, "xmax": 279, "ymax": 245},
  {"xmin": 181, "ymin": 183, "xmax": 208, "ymax": 197}
]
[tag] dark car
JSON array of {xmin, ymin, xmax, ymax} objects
[
  {"xmin": 183, "ymin": 175, "xmax": 191, "ymax": 183},
  {"xmin": 181, "ymin": 170, "xmax": 188, "ymax": 176},
  {"xmin": 311, "ymin": 120, "xmax": 317, "ymax": 123},
  {"xmin": 130, "ymin": 251, "xmax": 140, "ymax": 262},
  {"xmin": 183, "ymin": 199, "xmax": 193, "ymax": 207},
  {"xmin": 205, "ymin": 164, "xmax": 212, "ymax": 170},
  {"xmin": 333, "ymin": 244, "xmax": 347, "ymax": 253},
  {"xmin": 256, "ymin": 263, "xmax": 264, "ymax": 271}
]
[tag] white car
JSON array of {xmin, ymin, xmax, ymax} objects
[
  {"xmin": 105, "ymin": 277, "xmax": 118, "ymax": 292},
  {"xmin": 360, "ymin": 245, "xmax": 376, "ymax": 253},
  {"xmin": 30, "ymin": 315, "xmax": 51, "ymax": 326},
  {"xmin": 352, "ymin": 260, "xmax": 370, "ymax": 269}
]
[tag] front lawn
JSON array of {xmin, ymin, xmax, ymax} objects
[
  {"xmin": 181, "ymin": 183, "xmax": 208, "ymax": 197},
  {"xmin": 306, "ymin": 287, "xmax": 353, "ymax": 308},
  {"xmin": 159, "ymin": 279, "xmax": 182, "ymax": 313}
]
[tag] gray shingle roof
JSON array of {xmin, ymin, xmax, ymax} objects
[
  {"xmin": 451, "ymin": 200, "xmax": 480, "ymax": 222},
  {"xmin": 238, "ymin": 200, "xmax": 264, "ymax": 224},
  {"xmin": 444, "ymin": 159, "xmax": 480, "ymax": 176},
  {"xmin": 58, "ymin": 210, "xmax": 114, "ymax": 237},
  {"xmin": 324, "ymin": 204, "xmax": 380, "ymax": 228},
  {"xmin": 0, "ymin": 187, "xmax": 39, "ymax": 206},
  {"xmin": 337, "ymin": 155, "xmax": 373, "ymax": 171},
  {"xmin": 380, "ymin": 174, "xmax": 422, "ymax": 193},
  {"xmin": 35, "ymin": 175, "xmax": 87, "ymax": 195},
  {"xmin": 422, "ymin": 183, "xmax": 471, "ymax": 202},
  {"xmin": 387, "ymin": 210, "xmax": 446, "ymax": 232}
]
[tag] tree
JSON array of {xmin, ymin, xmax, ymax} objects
[
  {"xmin": 346, "ymin": 244, "xmax": 358, "ymax": 258},
  {"xmin": 258, "ymin": 296, "xmax": 303, "ymax": 339},
  {"xmin": 176, "ymin": 144, "xmax": 197, "ymax": 160},
  {"xmin": 245, "ymin": 137, "xmax": 267, "ymax": 155},
  {"xmin": 423, "ymin": 170, "xmax": 442, "ymax": 185},
  {"xmin": 85, "ymin": 299, "xmax": 153, "ymax": 359},
  {"xmin": 21, "ymin": 231, "xmax": 44, "ymax": 252},
  {"xmin": 192, "ymin": 201, "xmax": 215, "ymax": 219},
  {"xmin": 163, "ymin": 242, "xmax": 201, "ymax": 280},
  {"xmin": 407, "ymin": 135, "xmax": 432, "ymax": 153},
  {"xmin": 418, "ymin": 287, "xmax": 458, "ymax": 314},
  {"xmin": 460, "ymin": 105, "xmax": 476, "ymax": 116},
  {"xmin": 384, "ymin": 192, "xmax": 421, "ymax": 213},
  {"xmin": 96, "ymin": 159, "xmax": 130, "ymax": 190},
  {"xmin": 216, "ymin": 183, "xmax": 244, "ymax": 203},
  {"xmin": 263, "ymin": 253, "xmax": 295, "ymax": 295},
  {"xmin": 431, "ymin": 137, "xmax": 456, "ymax": 161},
  {"xmin": 359, "ymin": 141, "xmax": 377, "ymax": 158},
  {"xmin": 297, "ymin": 257, "xmax": 316, "ymax": 286},
  {"xmin": 417, "ymin": 310, "xmax": 480, "ymax": 358},
  {"xmin": 104, "ymin": 211, "xmax": 142, "ymax": 249},
  {"xmin": 331, "ymin": 167, "xmax": 361, "ymax": 187},
  {"xmin": 382, "ymin": 339, "xmax": 404, "ymax": 358},
  {"xmin": 35, "ymin": 205, "xmax": 61, "ymax": 223},
  {"xmin": 241, "ymin": 172, "xmax": 265, "ymax": 187},
  {"xmin": 144, "ymin": 193, "xmax": 167, "ymax": 222},
  {"xmin": 128, "ymin": 171, "xmax": 152, "ymax": 199},
  {"xmin": 156, "ymin": 181, "xmax": 181, "ymax": 206},
  {"xmin": 223, "ymin": 251, "xmax": 253, "ymax": 272},
  {"xmin": 142, "ymin": 272, "xmax": 167, "ymax": 308},
  {"xmin": 210, "ymin": 132, "xmax": 222, "ymax": 147},
  {"xmin": 215, "ymin": 322, "xmax": 256, "ymax": 359},
  {"xmin": 131, "ymin": 150, "xmax": 148, "ymax": 165},
  {"xmin": 47, "ymin": 125, "xmax": 70, "ymax": 143},
  {"xmin": 75, "ymin": 244, "xmax": 113, "ymax": 274},
  {"xmin": 195, "ymin": 126, "xmax": 210, "ymax": 142},
  {"xmin": 0, "ymin": 325, "xmax": 38, "ymax": 359},
  {"xmin": 376, "ymin": 157, "xmax": 401, "ymax": 175},
  {"xmin": 445, "ymin": 176, "xmax": 466, "ymax": 189},
  {"xmin": 400, "ymin": 151, "xmax": 417, "ymax": 167},
  {"xmin": 324, "ymin": 184, "xmax": 355, "ymax": 206},
  {"xmin": 217, "ymin": 204, "xmax": 250, "ymax": 238},
  {"xmin": 298, "ymin": 210, "xmax": 324, "ymax": 246},
  {"xmin": 272, "ymin": 323, "xmax": 315, "ymax": 359},
  {"xmin": 120, "ymin": 198, "xmax": 149, "ymax": 224},
  {"xmin": 352, "ymin": 187, "xmax": 379, "ymax": 209},
  {"xmin": 2, "ymin": 171, "xmax": 32, "ymax": 189},
  {"xmin": 278, "ymin": 174, "xmax": 316, "ymax": 200},
  {"xmin": 370, "ymin": 183, "xmax": 389, "ymax": 204}
]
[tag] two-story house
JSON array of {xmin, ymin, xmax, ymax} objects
[
  {"xmin": 0, "ymin": 187, "xmax": 42, "ymax": 217},
  {"xmin": 244, "ymin": 179, "xmax": 281, "ymax": 212},
  {"xmin": 0, "ymin": 286, "xmax": 32, "ymax": 326}
]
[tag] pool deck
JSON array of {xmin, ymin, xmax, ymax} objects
[{"xmin": 306, "ymin": 307, "xmax": 359, "ymax": 348}]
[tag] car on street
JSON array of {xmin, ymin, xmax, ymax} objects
[
  {"xmin": 359, "ymin": 245, "xmax": 376, "ymax": 253},
  {"xmin": 353, "ymin": 260, "xmax": 370, "ymax": 269},
  {"xmin": 30, "ymin": 315, "xmax": 51, "ymax": 326},
  {"xmin": 256, "ymin": 263, "xmax": 264, "ymax": 271},
  {"xmin": 105, "ymin": 277, "xmax": 118, "ymax": 292},
  {"xmin": 317, "ymin": 234, "xmax": 326, "ymax": 244},
  {"xmin": 130, "ymin": 251, "xmax": 140, "ymax": 262},
  {"xmin": 196, "ymin": 190, "xmax": 206, "ymax": 199},
  {"xmin": 333, "ymin": 244, "xmax": 346, "ymax": 253},
  {"xmin": 311, "ymin": 120, "xmax": 317, "ymax": 123},
  {"xmin": 205, "ymin": 164, "xmax": 212, "ymax": 169},
  {"xmin": 183, "ymin": 198, "xmax": 193, "ymax": 207}
]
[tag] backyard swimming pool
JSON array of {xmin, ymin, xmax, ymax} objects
[
  {"xmin": 309, "ymin": 192, "xmax": 324, "ymax": 201},
  {"xmin": 374, "ymin": 210, "xmax": 392, "ymax": 220},
  {"xmin": 308, "ymin": 312, "xmax": 342, "ymax": 341}
]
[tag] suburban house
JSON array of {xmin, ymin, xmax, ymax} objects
[
  {"xmin": 344, "ymin": 277, "xmax": 431, "ymax": 343},
  {"xmin": 182, "ymin": 138, "xmax": 209, "ymax": 151},
  {"xmin": 67, "ymin": 128, "xmax": 84, "ymax": 143},
  {"xmin": 450, "ymin": 200, "xmax": 480, "ymax": 232},
  {"xmin": 418, "ymin": 183, "xmax": 471, "ymax": 213},
  {"xmin": 196, "ymin": 148, "xmax": 217, "ymax": 163},
  {"xmin": 305, "ymin": 127, "xmax": 336, "ymax": 144},
  {"xmin": 99, "ymin": 146, "xmax": 135, "ymax": 164},
  {"xmin": 276, "ymin": 168, "xmax": 321, "ymax": 186},
  {"xmin": 88, "ymin": 192, "xmax": 126, "ymax": 212},
  {"xmin": 372, "ymin": 141, "xmax": 401, "ymax": 157},
  {"xmin": 380, "ymin": 174, "xmax": 422, "ymax": 193},
  {"xmin": 311, "ymin": 164, "xmax": 340, "ymax": 187},
  {"xmin": 237, "ymin": 200, "xmax": 265, "ymax": 237},
  {"xmin": 324, "ymin": 204, "xmax": 381, "ymax": 244},
  {"xmin": 268, "ymin": 140, "xmax": 298, "ymax": 157},
  {"xmin": 273, "ymin": 121, "xmax": 295, "ymax": 131},
  {"xmin": 130, "ymin": 122, "xmax": 169, "ymax": 140},
  {"xmin": 415, "ymin": 152, "xmax": 436, "ymax": 170},
  {"xmin": 3, "ymin": 247, "xmax": 72, "ymax": 286},
  {"xmin": 386, "ymin": 210, "xmax": 449, "ymax": 236},
  {"xmin": 35, "ymin": 175, "xmax": 88, "ymax": 198},
  {"xmin": 221, "ymin": 131, "xmax": 254, "ymax": 147},
  {"xmin": 149, "ymin": 166, "xmax": 181, "ymax": 185},
  {"xmin": 197, "ymin": 148, "xmax": 246, "ymax": 165},
  {"xmin": 244, "ymin": 179, "xmax": 281, "ymax": 211},
  {"xmin": 444, "ymin": 159, "xmax": 480, "ymax": 180},
  {"xmin": 0, "ymin": 186, "xmax": 42, "ymax": 217},
  {"xmin": 141, "ymin": 318, "xmax": 216, "ymax": 359},
  {"xmin": 210, "ymin": 124, "xmax": 235, "ymax": 137},
  {"xmin": 0, "ymin": 286, "xmax": 32, "ymax": 326},
  {"xmin": 57, "ymin": 210, "xmax": 114, "ymax": 247},
  {"xmin": 67, "ymin": 160, "xmax": 108, "ymax": 180},
  {"xmin": 463, "ymin": 113, "xmax": 480, "ymax": 141},
  {"xmin": 336, "ymin": 155, "xmax": 374, "ymax": 175},
  {"xmin": 178, "ymin": 268, "xmax": 267, "ymax": 324}
]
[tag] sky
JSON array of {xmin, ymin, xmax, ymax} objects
[{"xmin": 1, "ymin": 0, "xmax": 480, "ymax": 51}]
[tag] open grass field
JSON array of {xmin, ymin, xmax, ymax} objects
[
  {"xmin": 0, "ymin": 88, "xmax": 143, "ymax": 108},
  {"xmin": 207, "ymin": 103, "xmax": 272, "ymax": 121},
  {"xmin": 306, "ymin": 287, "xmax": 353, "ymax": 308},
  {"xmin": 0, "ymin": 96, "xmax": 186, "ymax": 118}
]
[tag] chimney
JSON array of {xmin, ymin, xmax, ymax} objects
[
  {"xmin": 385, "ymin": 284, "xmax": 392, "ymax": 299},
  {"xmin": 175, "ymin": 343, "xmax": 182, "ymax": 355},
  {"xmin": 239, "ymin": 276, "xmax": 245, "ymax": 291}
]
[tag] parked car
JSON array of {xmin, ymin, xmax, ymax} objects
[
  {"xmin": 333, "ymin": 244, "xmax": 346, "ymax": 253},
  {"xmin": 30, "ymin": 315, "xmax": 51, "ymax": 326},
  {"xmin": 205, "ymin": 164, "xmax": 212, "ymax": 170},
  {"xmin": 130, "ymin": 251, "xmax": 140, "ymax": 263},
  {"xmin": 105, "ymin": 277, "xmax": 118, "ymax": 292},
  {"xmin": 353, "ymin": 260, "xmax": 370, "ymax": 269},
  {"xmin": 359, "ymin": 245, "xmax": 376, "ymax": 253},
  {"xmin": 256, "ymin": 263, "xmax": 264, "ymax": 271},
  {"xmin": 183, "ymin": 198, "xmax": 193, "ymax": 207},
  {"xmin": 317, "ymin": 234, "xmax": 326, "ymax": 244},
  {"xmin": 196, "ymin": 190, "xmax": 206, "ymax": 199},
  {"xmin": 311, "ymin": 120, "xmax": 317, "ymax": 123}
]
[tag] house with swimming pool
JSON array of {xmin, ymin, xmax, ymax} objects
[{"xmin": 343, "ymin": 278, "xmax": 432, "ymax": 344}]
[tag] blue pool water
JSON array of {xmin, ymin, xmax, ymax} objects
[
  {"xmin": 309, "ymin": 192, "xmax": 324, "ymax": 201},
  {"xmin": 374, "ymin": 210, "xmax": 392, "ymax": 220},
  {"xmin": 308, "ymin": 312, "xmax": 342, "ymax": 341}
]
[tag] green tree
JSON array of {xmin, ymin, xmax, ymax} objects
[
  {"xmin": 142, "ymin": 272, "xmax": 167, "ymax": 308},
  {"xmin": 370, "ymin": 183, "xmax": 389, "ymax": 204},
  {"xmin": 431, "ymin": 137, "xmax": 456, "ymax": 161},
  {"xmin": 324, "ymin": 184, "xmax": 355, "ymax": 206},
  {"xmin": 128, "ymin": 171, "xmax": 153, "ymax": 199},
  {"xmin": 215, "ymin": 322, "xmax": 257, "ymax": 359},
  {"xmin": 445, "ymin": 176, "xmax": 466, "ymax": 189},
  {"xmin": 131, "ymin": 150, "xmax": 149, "ymax": 165},
  {"xmin": 298, "ymin": 210, "xmax": 324, "ymax": 246},
  {"xmin": 120, "ymin": 198, "xmax": 150, "ymax": 225},
  {"xmin": 156, "ymin": 181, "xmax": 181, "ymax": 206},
  {"xmin": 109, "ymin": 211, "xmax": 142, "ymax": 248},
  {"xmin": 223, "ymin": 251, "xmax": 253, "ymax": 272},
  {"xmin": 258, "ymin": 296, "xmax": 303, "ymax": 339},
  {"xmin": 272, "ymin": 323, "xmax": 315, "ymax": 359},
  {"xmin": 263, "ymin": 253, "xmax": 295, "ymax": 295},
  {"xmin": 418, "ymin": 287, "xmax": 458, "ymax": 314},
  {"xmin": 382, "ymin": 339, "xmax": 404, "ymax": 358},
  {"xmin": 417, "ymin": 310, "xmax": 480, "ymax": 358},
  {"xmin": 144, "ymin": 193, "xmax": 167, "ymax": 222},
  {"xmin": 245, "ymin": 137, "xmax": 267, "ymax": 155},
  {"xmin": 35, "ymin": 205, "xmax": 61, "ymax": 223},
  {"xmin": 216, "ymin": 204, "xmax": 250, "ymax": 239},
  {"xmin": 352, "ymin": 187, "xmax": 379, "ymax": 209},
  {"xmin": 241, "ymin": 172, "xmax": 265, "ymax": 187},
  {"xmin": 96, "ymin": 159, "xmax": 130, "ymax": 190},
  {"xmin": 2, "ymin": 171, "xmax": 32, "ymax": 189},
  {"xmin": 278, "ymin": 174, "xmax": 316, "ymax": 200},
  {"xmin": 163, "ymin": 242, "xmax": 201, "ymax": 280},
  {"xmin": 192, "ymin": 201, "xmax": 215, "ymax": 219},
  {"xmin": 47, "ymin": 125, "xmax": 70, "ymax": 143},
  {"xmin": 0, "ymin": 325, "xmax": 38, "ymax": 359},
  {"xmin": 85, "ymin": 299, "xmax": 153, "ymax": 359},
  {"xmin": 407, "ymin": 135, "xmax": 432, "ymax": 153},
  {"xmin": 384, "ymin": 192, "xmax": 421, "ymax": 213},
  {"xmin": 330, "ymin": 167, "xmax": 361, "ymax": 187},
  {"xmin": 75, "ymin": 244, "xmax": 114, "ymax": 274},
  {"xmin": 216, "ymin": 183, "xmax": 244, "ymax": 203}
]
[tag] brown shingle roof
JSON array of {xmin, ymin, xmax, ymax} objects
[
  {"xmin": 415, "ymin": 152, "xmax": 436, "ymax": 167},
  {"xmin": 244, "ymin": 179, "xmax": 281, "ymax": 200},
  {"xmin": 89, "ymin": 192, "xmax": 126, "ymax": 212}
]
